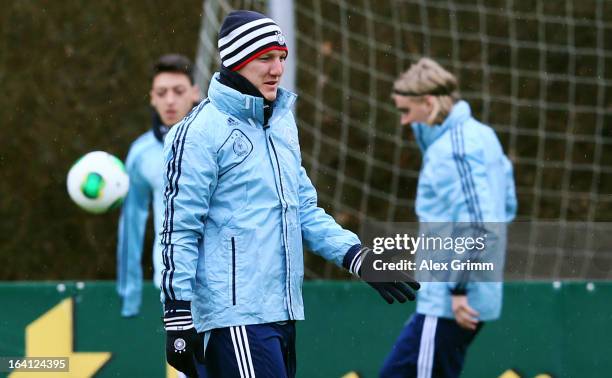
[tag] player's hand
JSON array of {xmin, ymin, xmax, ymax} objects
[
  {"xmin": 343, "ymin": 245, "xmax": 420, "ymax": 304},
  {"xmin": 365, "ymin": 280, "xmax": 420, "ymax": 304},
  {"xmin": 451, "ymin": 295, "xmax": 479, "ymax": 330},
  {"xmin": 163, "ymin": 300, "xmax": 204, "ymax": 377}
]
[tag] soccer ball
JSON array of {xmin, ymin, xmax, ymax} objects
[{"xmin": 67, "ymin": 151, "xmax": 129, "ymax": 214}]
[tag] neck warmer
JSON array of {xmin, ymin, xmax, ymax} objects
[
  {"xmin": 151, "ymin": 110, "xmax": 169, "ymax": 142},
  {"xmin": 218, "ymin": 66, "xmax": 273, "ymax": 126}
]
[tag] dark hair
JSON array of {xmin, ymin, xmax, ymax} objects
[{"xmin": 153, "ymin": 54, "xmax": 194, "ymax": 84}]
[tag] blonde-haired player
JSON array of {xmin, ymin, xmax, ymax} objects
[{"xmin": 381, "ymin": 58, "xmax": 517, "ymax": 378}]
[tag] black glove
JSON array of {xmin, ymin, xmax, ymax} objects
[
  {"xmin": 163, "ymin": 300, "xmax": 203, "ymax": 377},
  {"xmin": 343, "ymin": 244, "xmax": 420, "ymax": 304}
]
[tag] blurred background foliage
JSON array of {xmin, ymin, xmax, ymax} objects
[
  {"xmin": 0, "ymin": 0, "xmax": 202, "ymax": 279},
  {"xmin": 2, "ymin": 0, "xmax": 611, "ymax": 280}
]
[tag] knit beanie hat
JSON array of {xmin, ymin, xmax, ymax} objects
[{"xmin": 218, "ymin": 10, "xmax": 288, "ymax": 71}]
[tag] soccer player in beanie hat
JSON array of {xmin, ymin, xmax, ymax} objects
[
  {"xmin": 161, "ymin": 10, "xmax": 419, "ymax": 377},
  {"xmin": 218, "ymin": 10, "xmax": 288, "ymax": 72}
]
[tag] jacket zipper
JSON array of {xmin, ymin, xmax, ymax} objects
[
  {"xmin": 231, "ymin": 237, "xmax": 236, "ymax": 306},
  {"xmin": 268, "ymin": 136, "xmax": 294, "ymax": 319}
]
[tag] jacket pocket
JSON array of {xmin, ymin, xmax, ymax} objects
[
  {"xmin": 225, "ymin": 228, "xmax": 260, "ymax": 308},
  {"xmin": 231, "ymin": 236, "xmax": 236, "ymax": 306}
]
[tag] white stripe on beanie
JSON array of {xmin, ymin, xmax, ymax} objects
[
  {"xmin": 218, "ymin": 17, "xmax": 275, "ymax": 47},
  {"xmin": 223, "ymin": 35, "xmax": 285, "ymax": 67},
  {"xmin": 219, "ymin": 24, "xmax": 282, "ymax": 59},
  {"xmin": 218, "ymin": 11, "xmax": 287, "ymax": 70}
]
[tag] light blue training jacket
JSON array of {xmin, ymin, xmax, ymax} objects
[
  {"xmin": 412, "ymin": 101, "xmax": 517, "ymax": 321},
  {"xmin": 116, "ymin": 126, "xmax": 166, "ymax": 317},
  {"xmin": 160, "ymin": 74, "xmax": 360, "ymax": 332}
]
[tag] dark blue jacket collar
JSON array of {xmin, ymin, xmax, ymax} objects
[
  {"xmin": 151, "ymin": 110, "xmax": 169, "ymax": 142},
  {"xmin": 151, "ymin": 101, "xmax": 201, "ymax": 142}
]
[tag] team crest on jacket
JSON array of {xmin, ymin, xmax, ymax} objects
[
  {"xmin": 233, "ymin": 136, "xmax": 249, "ymax": 156},
  {"xmin": 218, "ymin": 129, "xmax": 253, "ymax": 177}
]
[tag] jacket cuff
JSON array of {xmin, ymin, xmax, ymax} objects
[
  {"xmin": 449, "ymin": 284, "xmax": 468, "ymax": 295},
  {"xmin": 164, "ymin": 300, "xmax": 191, "ymax": 312},
  {"xmin": 342, "ymin": 244, "xmax": 366, "ymax": 276},
  {"xmin": 121, "ymin": 301, "xmax": 140, "ymax": 318},
  {"xmin": 163, "ymin": 300, "xmax": 194, "ymax": 331}
]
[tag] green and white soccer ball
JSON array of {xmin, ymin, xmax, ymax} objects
[{"xmin": 67, "ymin": 151, "xmax": 129, "ymax": 214}]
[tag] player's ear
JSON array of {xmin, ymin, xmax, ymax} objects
[
  {"xmin": 425, "ymin": 96, "xmax": 440, "ymax": 125},
  {"xmin": 423, "ymin": 95, "xmax": 434, "ymax": 111},
  {"xmin": 149, "ymin": 89, "xmax": 156, "ymax": 107}
]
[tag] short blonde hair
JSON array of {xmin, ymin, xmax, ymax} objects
[{"xmin": 393, "ymin": 58, "xmax": 460, "ymax": 124}]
